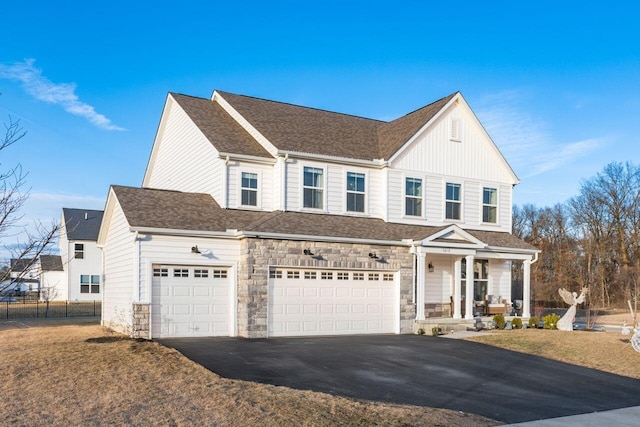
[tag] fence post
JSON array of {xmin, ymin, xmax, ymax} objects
[
  {"xmin": 94, "ymin": 300, "xmax": 96, "ymax": 317},
  {"xmin": 66, "ymin": 301, "xmax": 68, "ymax": 318},
  {"xmin": 36, "ymin": 299, "xmax": 39, "ymax": 318}
]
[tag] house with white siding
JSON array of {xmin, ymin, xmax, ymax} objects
[{"xmin": 98, "ymin": 90, "xmax": 538, "ymax": 339}]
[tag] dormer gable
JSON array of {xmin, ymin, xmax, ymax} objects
[{"xmin": 419, "ymin": 224, "xmax": 486, "ymax": 249}]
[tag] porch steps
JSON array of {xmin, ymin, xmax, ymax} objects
[{"xmin": 414, "ymin": 316, "xmax": 527, "ymax": 334}]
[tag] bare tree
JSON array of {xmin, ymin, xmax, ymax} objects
[{"xmin": 0, "ymin": 109, "xmax": 59, "ymax": 294}]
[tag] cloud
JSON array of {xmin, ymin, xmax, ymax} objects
[
  {"xmin": 476, "ymin": 90, "xmax": 604, "ymax": 178},
  {"xmin": 0, "ymin": 59, "xmax": 124, "ymax": 131}
]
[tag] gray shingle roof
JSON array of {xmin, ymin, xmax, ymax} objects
[
  {"xmin": 40, "ymin": 255, "xmax": 63, "ymax": 271},
  {"xmin": 62, "ymin": 208, "xmax": 104, "ymax": 241},
  {"xmin": 169, "ymin": 90, "xmax": 458, "ymax": 161},
  {"xmin": 112, "ymin": 186, "xmax": 536, "ymax": 252}
]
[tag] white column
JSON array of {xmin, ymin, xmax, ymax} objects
[
  {"xmin": 523, "ymin": 259, "xmax": 531, "ymax": 318},
  {"xmin": 415, "ymin": 249, "xmax": 426, "ymax": 320},
  {"xmin": 453, "ymin": 258, "xmax": 462, "ymax": 319},
  {"xmin": 465, "ymin": 255, "xmax": 475, "ymax": 319}
]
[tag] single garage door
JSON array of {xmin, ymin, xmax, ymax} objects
[
  {"xmin": 151, "ymin": 265, "xmax": 231, "ymax": 338},
  {"xmin": 268, "ymin": 268, "xmax": 398, "ymax": 337}
]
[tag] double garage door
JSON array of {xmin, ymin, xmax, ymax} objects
[
  {"xmin": 268, "ymin": 268, "xmax": 398, "ymax": 337},
  {"xmin": 151, "ymin": 264, "xmax": 398, "ymax": 338}
]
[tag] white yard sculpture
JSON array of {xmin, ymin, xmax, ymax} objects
[{"xmin": 557, "ymin": 288, "xmax": 588, "ymax": 331}]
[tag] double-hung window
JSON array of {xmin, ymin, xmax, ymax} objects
[
  {"xmin": 445, "ymin": 183, "xmax": 461, "ymax": 220},
  {"xmin": 80, "ymin": 274, "xmax": 100, "ymax": 294},
  {"xmin": 405, "ymin": 177, "xmax": 422, "ymax": 216},
  {"xmin": 346, "ymin": 172, "xmax": 365, "ymax": 212},
  {"xmin": 74, "ymin": 243, "xmax": 84, "ymax": 259},
  {"xmin": 483, "ymin": 187, "xmax": 497, "ymax": 223},
  {"xmin": 241, "ymin": 172, "xmax": 258, "ymax": 207},
  {"xmin": 303, "ymin": 167, "xmax": 324, "ymax": 209}
]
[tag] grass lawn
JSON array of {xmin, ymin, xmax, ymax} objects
[
  {"xmin": 0, "ymin": 322, "xmax": 495, "ymax": 426},
  {"xmin": 465, "ymin": 329, "xmax": 640, "ymax": 380}
]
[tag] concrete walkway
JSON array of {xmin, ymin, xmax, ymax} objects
[{"xmin": 501, "ymin": 405, "xmax": 640, "ymax": 426}]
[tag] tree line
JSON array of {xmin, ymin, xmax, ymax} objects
[{"xmin": 513, "ymin": 162, "xmax": 640, "ymax": 310}]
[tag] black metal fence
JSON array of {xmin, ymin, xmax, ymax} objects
[{"xmin": 0, "ymin": 300, "xmax": 101, "ymax": 319}]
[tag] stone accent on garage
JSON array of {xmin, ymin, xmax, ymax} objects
[
  {"xmin": 132, "ymin": 302, "xmax": 151, "ymax": 339},
  {"xmin": 236, "ymin": 238, "xmax": 415, "ymax": 338}
]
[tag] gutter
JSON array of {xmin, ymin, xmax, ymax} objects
[{"xmin": 277, "ymin": 150, "xmax": 388, "ymax": 168}]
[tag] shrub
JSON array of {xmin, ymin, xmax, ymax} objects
[
  {"xmin": 417, "ymin": 328, "xmax": 425, "ymax": 335},
  {"xmin": 512, "ymin": 318, "xmax": 522, "ymax": 329},
  {"xmin": 493, "ymin": 314, "xmax": 506, "ymax": 329},
  {"xmin": 543, "ymin": 313, "xmax": 560, "ymax": 330},
  {"xmin": 529, "ymin": 317, "xmax": 539, "ymax": 328}
]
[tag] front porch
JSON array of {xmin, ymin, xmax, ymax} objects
[{"xmin": 413, "ymin": 314, "xmax": 530, "ymax": 334}]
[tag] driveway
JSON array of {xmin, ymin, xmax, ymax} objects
[{"xmin": 158, "ymin": 334, "xmax": 640, "ymax": 424}]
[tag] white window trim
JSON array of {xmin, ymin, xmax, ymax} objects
[
  {"xmin": 300, "ymin": 164, "xmax": 328, "ymax": 212},
  {"xmin": 238, "ymin": 169, "xmax": 262, "ymax": 209},
  {"xmin": 481, "ymin": 186, "xmax": 499, "ymax": 225},
  {"xmin": 403, "ymin": 175, "xmax": 425, "ymax": 218},
  {"xmin": 444, "ymin": 182, "xmax": 463, "ymax": 222},
  {"xmin": 344, "ymin": 169, "xmax": 368, "ymax": 215}
]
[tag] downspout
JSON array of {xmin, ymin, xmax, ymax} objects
[
  {"xmin": 409, "ymin": 244, "xmax": 417, "ymax": 305},
  {"xmin": 281, "ymin": 153, "xmax": 288, "ymax": 211},
  {"xmin": 222, "ymin": 156, "xmax": 230, "ymax": 209}
]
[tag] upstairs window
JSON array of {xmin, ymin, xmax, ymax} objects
[
  {"xmin": 303, "ymin": 167, "xmax": 324, "ymax": 209},
  {"xmin": 445, "ymin": 183, "xmax": 461, "ymax": 220},
  {"xmin": 74, "ymin": 243, "xmax": 84, "ymax": 259},
  {"xmin": 483, "ymin": 187, "xmax": 498, "ymax": 223},
  {"xmin": 241, "ymin": 172, "xmax": 258, "ymax": 207},
  {"xmin": 405, "ymin": 177, "xmax": 422, "ymax": 217},
  {"xmin": 346, "ymin": 172, "xmax": 365, "ymax": 212}
]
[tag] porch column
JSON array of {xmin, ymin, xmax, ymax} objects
[
  {"xmin": 523, "ymin": 259, "xmax": 531, "ymax": 318},
  {"xmin": 415, "ymin": 248, "xmax": 426, "ymax": 320},
  {"xmin": 453, "ymin": 257, "xmax": 462, "ymax": 319},
  {"xmin": 465, "ymin": 255, "xmax": 474, "ymax": 319}
]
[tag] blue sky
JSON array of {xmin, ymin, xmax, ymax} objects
[{"xmin": 1, "ymin": 1, "xmax": 639, "ymax": 258}]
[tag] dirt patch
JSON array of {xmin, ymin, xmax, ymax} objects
[{"xmin": 1, "ymin": 324, "xmax": 496, "ymax": 426}]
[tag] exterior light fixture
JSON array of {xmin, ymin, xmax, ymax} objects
[
  {"xmin": 191, "ymin": 246, "xmax": 201, "ymax": 254},
  {"xmin": 428, "ymin": 262, "xmax": 434, "ymax": 272},
  {"xmin": 368, "ymin": 252, "xmax": 379, "ymax": 259},
  {"xmin": 303, "ymin": 249, "xmax": 315, "ymax": 256}
]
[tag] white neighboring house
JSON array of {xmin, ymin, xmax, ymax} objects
[
  {"xmin": 58, "ymin": 208, "xmax": 104, "ymax": 301},
  {"xmin": 99, "ymin": 90, "xmax": 539, "ymax": 339},
  {"xmin": 39, "ymin": 255, "xmax": 65, "ymax": 301},
  {"xmin": 6, "ymin": 258, "xmax": 40, "ymax": 294}
]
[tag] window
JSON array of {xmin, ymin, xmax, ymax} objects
[
  {"xmin": 241, "ymin": 172, "xmax": 258, "ymax": 206},
  {"xmin": 213, "ymin": 269, "xmax": 228, "ymax": 279},
  {"xmin": 287, "ymin": 270, "xmax": 300, "ymax": 279},
  {"xmin": 405, "ymin": 178, "xmax": 422, "ymax": 216},
  {"xmin": 346, "ymin": 172, "xmax": 365, "ymax": 212},
  {"xmin": 304, "ymin": 271, "xmax": 317, "ymax": 280},
  {"xmin": 353, "ymin": 272, "xmax": 364, "ymax": 280},
  {"xmin": 483, "ymin": 187, "xmax": 498, "ymax": 223},
  {"xmin": 194, "ymin": 269, "xmax": 209, "ymax": 278},
  {"xmin": 461, "ymin": 259, "xmax": 488, "ymax": 302},
  {"xmin": 270, "ymin": 269, "xmax": 283, "ymax": 279},
  {"xmin": 337, "ymin": 272, "xmax": 349, "ymax": 280},
  {"xmin": 321, "ymin": 271, "xmax": 333, "ymax": 280},
  {"xmin": 383, "ymin": 273, "xmax": 394, "ymax": 281},
  {"xmin": 303, "ymin": 167, "xmax": 324, "ymax": 209},
  {"xmin": 368, "ymin": 273, "xmax": 379, "ymax": 281},
  {"xmin": 74, "ymin": 243, "xmax": 84, "ymax": 259},
  {"xmin": 80, "ymin": 275, "xmax": 100, "ymax": 293},
  {"xmin": 445, "ymin": 183, "xmax": 461, "ymax": 220},
  {"xmin": 153, "ymin": 268, "xmax": 168, "ymax": 277},
  {"xmin": 173, "ymin": 268, "xmax": 189, "ymax": 278}
]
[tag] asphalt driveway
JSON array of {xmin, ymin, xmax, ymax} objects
[{"xmin": 158, "ymin": 334, "xmax": 640, "ymax": 424}]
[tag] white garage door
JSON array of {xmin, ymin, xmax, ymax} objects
[
  {"xmin": 151, "ymin": 265, "xmax": 231, "ymax": 338},
  {"xmin": 268, "ymin": 268, "xmax": 398, "ymax": 337}
]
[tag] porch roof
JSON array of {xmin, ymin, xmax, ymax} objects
[{"xmin": 112, "ymin": 185, "xmax": 537, "ymax": 252}]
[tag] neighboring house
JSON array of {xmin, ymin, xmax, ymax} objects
[
  {"xmin": 58, "ymin": 208, "xmax": 104, "ymax": 301},
  {"xmin": 7, "ymin": 258, "xmax": 40, "ymax": 293},
  {"xmin": 39, "ymin": 254, "xmax": 65, "ymax": 301},
  {"xmin": 98, "ymin": 90, "xmax": 539, "ymax": 339}
]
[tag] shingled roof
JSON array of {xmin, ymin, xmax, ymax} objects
[
  {"xmin": 111, "ymin": 186, "xmax": 536, "ymax": 252},
  {"xmin": 40, "ymin": 255, "xmax": 63, "ymax": 272},
  {"xmin": 62, "ymin": 208, "xmax": 104, "ymax": 240},
  {"xmin": 168, "ymin": 90, "xmax": 458, "ymax": 161}
]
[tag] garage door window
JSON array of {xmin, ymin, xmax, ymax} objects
[
  {"xmin": 368, "ymin": 273, "xmax": 379, "ymax": 281},
  {"xmin": 213, "ymin": 269, "xmax": 227, "ymax": 279},
  {"xmin": 353, "ymin": 272, "xmax": 364, "ymax": 280},
  {"xmin": 153, "ymin": 268, "xmax": 168, "ymax": 277},
  {"xmin": 321, "ymin": 271, "xmax": 333, "ymax": 280},
  {"xmin": 174, "ymin": 268, "xmax": 189, "ymax": 278},
  {"xmin": 194, "ymin": 269, "xmax": 209, "ymax": 278},
  {"xmin": 287, "ymin": 271, "xmax": 300, "ymax": 279},
  {"xmin": 383, "ymin": 273, "xmax": 394, "ymax": 281},
  {"xmin": 304, "ymin": 271, "xmax": 317, "ymax": 280},
  {"xmin": 270, "ymin": 269, "xmax": 283, "ymax": 279},
  {"xmin": 337, "ymin": 272, "xmax": 349, "ymax": 280}
]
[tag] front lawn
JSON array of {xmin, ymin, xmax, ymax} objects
[{"xmin": 1, "ymin": 322, "xmax": 494, "ymax": 426}]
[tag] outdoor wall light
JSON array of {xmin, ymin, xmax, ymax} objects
[
  {"xmin": 303, "ymin": 248, "xmax": 315, "ymax": 256},
  {"xmin": 368, "ymin": 252, "xmax": 379, "ymax": 259},
  {"xmin": 428, "ymin": 262, "xmax": 434, "ymax": 272},
  {"xmin": 191, "ymin": 245, "xmax": 201, "ymax": 254}
]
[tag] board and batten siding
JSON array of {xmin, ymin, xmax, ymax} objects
[
  {"xmin": 424, "ymin": 255, "xmax": 454, "ymax": 304},
  {"xmin": 101, "ymin": 201, "xmax": 136, "ymax": 334},
  {"xmin": 488, "ymin": 260, "xmax": 512, "ymax": 300},
  {"xmin": 390, "ymin": 104, "xmax": 516, "ymax": 184},
  {"xmin": 227, "ymin": 162, "xmax": 274, "ymax": 210},
  {"xmin": 145, "ymin": 98, "xmax": 223, "ymax": 197}
]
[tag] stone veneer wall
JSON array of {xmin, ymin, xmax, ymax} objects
[
  {"xmin": 237, "ymin": 238, "xmax": 415, "ymax": 338},
  {"xmin": 132, "ymin": 302, "xmax": 150, "ymax": 339}
]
